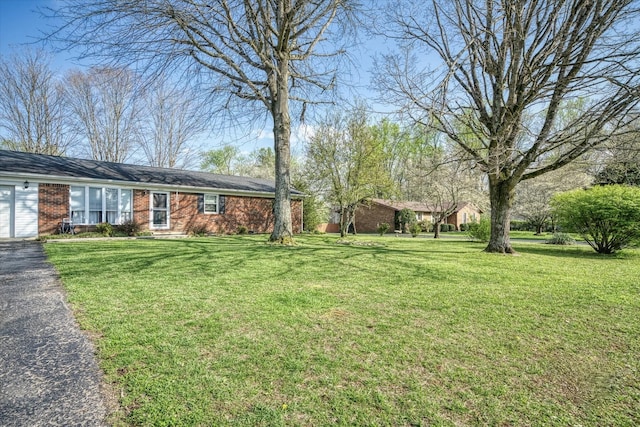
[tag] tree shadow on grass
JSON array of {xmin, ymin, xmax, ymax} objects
[{"xmin": 513, "ymin": 243, "xmax": 633, "ymax": 260}]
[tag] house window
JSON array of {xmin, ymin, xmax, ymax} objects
[
  {"xmin": 70, "ymin": 187, "xmax": 86, "ymax": 224},
  {"xmin": 151, "ymin": 192, "xmax": 169, "ymax": 229},
  {"xmin": 416, "ymin": 212, "xmax": 423, "ymax": 221},
  {"xmin": 105, "ymin": 188, "xmax": 119, "ymax": 223},
  {"xmin": 463, "ymin": 212, "xmax": 468, "ymax": 224},
  {"xmin": 88, "ymin": 187, "xmax": 103, "ymax": 224},
  {"xmin": 70, "ymin": 186, "xmax": 132, "ymax": 225},
  {"xmin": 121, "ymin": 190, "xmax": 132, "ymax": 222},
  {"xmin": 204, "ymin": 194, "xmax": 218, "ymax": 214}
]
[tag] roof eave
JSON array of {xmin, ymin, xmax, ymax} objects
[{"xmin": 0, "ymin": 171, "xmax": 303, "ymax": 199}]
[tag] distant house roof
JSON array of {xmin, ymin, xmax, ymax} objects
[
  {"xmin": 0, "ymin": 149, "xmax": 301, "ymax": 197},
  {"xmin": 370, "ymin": 198, "xmax": 478, "ymax": 213}
]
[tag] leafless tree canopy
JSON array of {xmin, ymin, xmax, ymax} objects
[
  {"xmin": 47, "ymin": 0, "xmax": 356, "ymax": 242},
  {"xmin": 65, "ymin": 67, "xmax": 142, "ymax": 163},
  {"xmin": 0, "ymin": 50, "xmax": 72, "ymax": 155},
  {"xmin": 378, "ymin": 0, "xmax": 640, "ymax": 252},
  {"xmin": 49, "ymin": 0, "xmax": 352, "ymax": 112},
  {"xmin": 140, "ymin": 79, "xmax": 206, "ymax": 169}
]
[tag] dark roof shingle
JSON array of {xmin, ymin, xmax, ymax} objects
[{"xmin": 0, "ymin": 150, "xmax": 298, "ymax": 195}]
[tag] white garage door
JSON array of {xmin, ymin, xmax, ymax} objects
[{"xmin": 0, "ymin": 185, "xmax": 13, "ymax": 238}]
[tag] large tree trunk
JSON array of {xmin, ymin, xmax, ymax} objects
[
  {"xmin": 339, "ymin": 207, "xmax": 348, "ymax": 237},
  {"xmin": 433, "ymin": 220, "xmax": 441, "ymax": 239},
  {"xmin": 339, "ymin": 206, "xmax": 355, "ymax": 238},
  {"xmin": 485, "ymin": 179, "xmax": 517, "ymax": 254},
  {"xmin": 269, "ymin": 57, "xmax": 294, "ymax": 244}
]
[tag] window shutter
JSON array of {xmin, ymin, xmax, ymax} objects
[
  {"xmin": 197, "ymin": 194, "xmax": 204, "ymax": 213},
  {"xmin": 219, "ymin": 195, "xmax": 226, "ymax": 214}
]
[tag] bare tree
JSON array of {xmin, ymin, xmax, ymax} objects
[
  {"xmin": 514, "ymin": 165, "xmax": 591, "ymax": 234},
  {"xmin": 378, "ymin": 0, "xmax": 640, "ymax": 253},
  {"xmin": 141, "ymin": 79, "xmax": 205, "ymax": 168},
  {"xmin": 0, "ymin": 50, "xmax": 72, "ymax": 155},
  {"xmin": 591, "ymin": 117, "xmax": 640, "ymax": 184},
  {"xmin": 65, "ymin": 67, "xmax": 142, "ymax": 163},
  {"xmin": 421, "ymin": 161, "xmax": 482, "ymax": 238},
  {"xmin": 48, "ymin": 0, "xmax": 356, "ymax": 243}
]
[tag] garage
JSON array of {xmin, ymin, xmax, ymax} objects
[
  {"xmin": 0, "ymin": 183, "xmax": 38, "ymax": 239},
  {"xmin": 0, "ymin": 185, "xmax": 13, "ymax": 238}
]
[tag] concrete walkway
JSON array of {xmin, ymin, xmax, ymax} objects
[{"xmin": 0, "ymin": 240, "xmax": 110, "ymax": 426}]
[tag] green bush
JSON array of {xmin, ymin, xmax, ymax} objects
[
  {"xmin": 551, "ymin": 185, "xmax": 640, "ymax": 254},
  {"xmin": 397, "ymin": 208, "xmax": 416, "ymax": 233},
  {"xmin": 439, "ymin": 223, "xmax": 449, "ymax": 232},
  {"xmin": 95, "ymin": 222, "xmax": 113, "ymax": 237},
  {"xmin": 377, "ymin": 222, "xmax": 390, "ymax": 236},
  {"xmin": 418, "ymin": 220, "xmax": 432, "ymax": 232},
  {"xmin": 448, "ymin": 224, "xmax": 456, "ymax": 232},
  {"xmin": 237, "ymin": 225, "xmax": 249, "ymax": 235},
  {"xmin": 409, "ymin": 223, "xmax": 422, "ymax": 237},
  {"xmin": 546, "ymin": 233, "xmax": 576, "ymax": 245},
  {"xmin": 115, "ymin": 220, "xmax": 142, "ymax": 237},
  {"xmin": 459, "ymin": 223, "xmax": 469, "ymax": 232},
  {"xmin": 467, "ymin": 216, "xmax": 491, "ymax": 242}
]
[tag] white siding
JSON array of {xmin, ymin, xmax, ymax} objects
[
  {"xmin": 14, "ymin": 184, "xmax": 39, "ymax": 238},
  {"xmin": 0, "ymin": 185, "xmax": 12, "ymax": 238}
]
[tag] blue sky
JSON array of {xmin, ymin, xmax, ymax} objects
[
  {"xmin": 1, "ymin": 1, "xmax": 64, "ymax": 64},
  {"xmin": 0, "ymin": 0, "xmax": 44, "ymax": 49},
  {"xmin": 0, "ymin": 0, "xmax": 387, "ymax": 155},
  {"xmin": 0, "ymin": 0, "xmax": 280, "ymax": 152}
]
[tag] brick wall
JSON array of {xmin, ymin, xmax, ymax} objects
[
  {"xmin": 354, "ymin": 203, "xmax": 396, "ymax": 233},
  {"xmin": 37, "ymin": 186, "xmax": 302, "ymax": 236},
  {"xmin": 38, "ymin": 184, "xmax": 69, "ymax": 235},
  {"xmin": 447, "ymin": 205, "xmax": 481, "ymax": 230},
  {"xmin": 176, "ymin": 193, "xmax": 302, "ymax": 234},
  {"xmin": 135, "ymin": 191, "xmax": 302, "ymax": 235},
  {"xmin": 133, "ymin": 190, "xmax": 150, "ymax": 230}
]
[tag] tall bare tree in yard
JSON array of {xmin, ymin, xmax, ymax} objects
[
  {"xmin": 49, "ymin": 0, "xmax": 355, "ymax": 243},
  {"xmin": 0, "ymin": 50, "xmax": 72, "ymax": 155},
  {"xmin": 141, "ymin": 79, "xmax": 205, "ymax": 168},
  {"xmin": 65, "ymin": 67, "xmax": 141, "ymax": 162},
  {"xmin": 378, "ymin": 0, "xmax": 640, "ymax": 253}
]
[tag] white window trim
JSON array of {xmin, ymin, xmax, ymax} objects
[
  {"xmin": 70, "ymin": 185, "xmax": 132, "ymax": 225},
  {"xmin": 150, "ymin": 191, "xmax": 170, "ymax": 230},
  {"xmin": 203, "ymin": 193, "xmax": 219, "ymax": 214}
]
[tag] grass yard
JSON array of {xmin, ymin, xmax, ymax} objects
[
  {"xmin": 45, "ymin": 235, "xmax": 640, "ymax": 426},
  {"xmin": 507, "ymin": 231, "xmax": 582, "ymax": 241}
]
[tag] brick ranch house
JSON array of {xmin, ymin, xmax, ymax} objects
[
  {"xmin": 320, "ymin": 198, "xmax": 481, "ymax": 233},
  {"xmin": 0, "ymin": 149, "xmax": 302, "ymax": 238}
]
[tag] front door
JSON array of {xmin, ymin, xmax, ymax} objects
[
  {"xmin": 151, "ymin": 192, "xmax": 170, "ymax": 230},
  {"xmin": 0, "ymin": 186, "xmax": 13, "ymax": 238}
]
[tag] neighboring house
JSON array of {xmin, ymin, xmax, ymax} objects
[
  {"xmin": 353, "ymin": 199, "xmax": 481, "ymax": 233},
  {"xmin": 0, "ymin": 149, "xmax": 302, "ymax": 238}
]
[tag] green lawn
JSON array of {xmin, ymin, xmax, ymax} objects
[
  {"xmin": 45, "ymin": 235, "xmax": 640, "ymax": 426},
  {"xmin": 507, "ymin": 231, "xmax": 582, "ymax": 241}
]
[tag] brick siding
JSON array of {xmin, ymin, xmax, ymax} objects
[
  {"xmin": 38, "ymin": 184, "xmax": 69, "ymax": 235},
  {"xmin": 37, "ymin": 186, "xmax": 301, "ymax": 236},
  {"xmin": 354, "ymin": 203, "xmax": 396, "ymax": 233},
  {"xmin": 174, "ymin": 193, "xmax": 302, "ymax": 234}
]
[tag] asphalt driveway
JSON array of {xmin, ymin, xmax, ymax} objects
[{"xmin": 0, "ymin": 240, "xmax": 110, "ymax": 426}]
